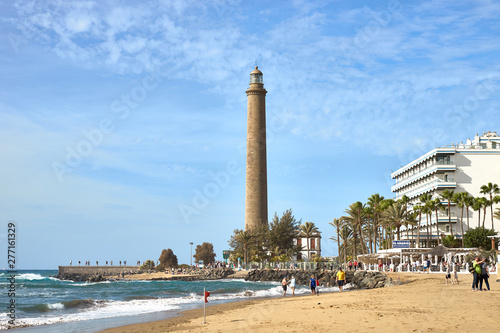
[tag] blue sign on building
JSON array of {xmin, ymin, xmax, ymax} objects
[{"xmin": 392, "ymin": 240, "xmax": 410, "ymax": 248}]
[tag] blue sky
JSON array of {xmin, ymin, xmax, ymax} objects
[{"xmin": 1, "ymin": 0, "xmax": 500, "ymax": 269}]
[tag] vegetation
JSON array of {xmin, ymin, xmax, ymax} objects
[
  {"xmin": 140, "ymin": 260, "xmax": 155, "ymax": 270},
  {"xmin": 193, "ymin": 242, "xmax": 216, "ymax": 265},
  {"xmin": 297, "ymin": 221, "xmax": 320, "ymax": 260},
  {"xmin": 158, "ymin": 248, "xmax": 178, "ymax": 270},
  {"xmin": 228, "ymin": 209, "xmax": 302, "ymax": 263},
  {"xmin": 442, "ymin": 235, "xmax": 461, "ymax": 248},
  {"xmin": 463, "ymin": 227, "xmax": 498, "ymax": 250}
]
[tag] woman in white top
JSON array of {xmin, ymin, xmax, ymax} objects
[{"xmin": 290, "ymin": 276, "xmax": 296, "ymax": 296}]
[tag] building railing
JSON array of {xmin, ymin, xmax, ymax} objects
[
  {"xmin": 392, "ymin": 162, "xmax": 455, "ymax": 190},
  {"xmin": 395, "ymin": 178, "xmax": 456, "ymax": 199}
]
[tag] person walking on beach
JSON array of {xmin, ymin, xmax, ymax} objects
[
  {"xmin": 426, "ymin": 259, "xmax": 431, "ymax": 274},
  {"xmin": 444, "ymin": 262, "xmax": 451, "ymax": 285},
  {"xmin": 336, "ymin": 267, "xmax": 346, "ymax": 292},
  {"xmin": 281, "ymin": 276, "xmax": 288, "ymax": 296},
  {"xmin": 480, "ymin": 262, "xmax": 490, "ymax": 291},
  {"xmin": 472, "ymin": 256, "xmax": 484, "ymax": 291},
  {"xmin": 452, "ymin": 262, "xmax": 459, "ymax": 284},
  {"xmin": 310, "ymin": 275, "xmax": 316, "ymax": 295},
  {"xmin": 290, "ymin": 276, "xmax": 296, "ymax": 296}
]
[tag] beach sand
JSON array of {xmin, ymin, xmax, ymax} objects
[{"xmin": 100, "ymin": 272, "xmax": 499, "ymax": 332}]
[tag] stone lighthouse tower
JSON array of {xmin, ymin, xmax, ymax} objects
[{"xmin": 245, "ymin": 66, "xmax": 268, "ymax": 231}]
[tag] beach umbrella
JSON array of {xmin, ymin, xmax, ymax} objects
[{"xmin": 425, "ymin": 245, "xmax": 449, "ymax": 257}]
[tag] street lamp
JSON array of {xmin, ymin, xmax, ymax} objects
[{"xmin": 190, "ymin": 242, "xmax": 194, "ymax": 267}]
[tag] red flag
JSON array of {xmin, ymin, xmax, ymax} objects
[{"xmin": 204, "ymin": 291, "xmax": 210, "ymax": 303}]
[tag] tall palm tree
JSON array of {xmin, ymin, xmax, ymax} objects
[
  {"xmin": 338, "ymin": 224, "xmax": 353, "ymax": 264},
  {"xmin": 235, "ymin": 231, "xmax": 253, "ymax": 267},
  {"xmin": 404, "ymin": 211, "xmax": 418, "ymax": 240},
  {"xmin": 453, "ymin": 192, "xmax": 467, "ymax": 247},
  {"xmin": 298, "ymin": 222, "xmax": 320, "ymax": 260},
  {"xmin": 473, "ymin": 197, "xmax": 486, "ymax": 227},
  {"xmin": 382, "ymin": 202, "xmax": 405, "ymax": 241},
  {"xmin": 420, "ymin": 193, "xmax": 433, "ymax": 247},
  {"xmin": 412, "ymin": 204, "xmax": 423, "ymax": 248},
  {"xmin": 343, "ymin": 201, "xmax": 368, "ymax": 256},
  {"xmin": 329, "ymin": 218, "xmax": 344, "ymax": 263},
  {"xmin": 464, "ymin": 194, "xmax": 474, "ymax": 230},
  {"xmin": 367, "ymin": 194, "xmax": 385, "ymax": 251},
  {"xmin": 480, "ymin": 182, "xmax": 500, "ymax": 229},
  {"xmin": 427, "ymin": 199, "xmax": 443, "ymax": 245},
  {"xmin": 439, "ymin": 189, "xmax": 455, "ymax": 236}
]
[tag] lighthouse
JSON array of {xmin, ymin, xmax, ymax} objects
[{"xmin": 245, "ymin": 66, "xmax": 268, "ymax": 231}]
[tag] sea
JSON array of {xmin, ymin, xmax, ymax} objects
[{"xmin": 1, "ymin": 270, "xmax": 344, "ymax": 332}]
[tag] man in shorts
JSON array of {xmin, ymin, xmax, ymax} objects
[
  {"xmin": 281, "ymin": 276, "xmax": 288, "ymax": 296},
  {"xmin": 336, "ymin": 268, "xmax": 346, "ymax": 292},
  {"xmin": 310, "ymin": 275, "xmax": 316, "ymax": 295}
]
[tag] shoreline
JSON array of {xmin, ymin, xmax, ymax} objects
[{"xmin": 99, "ymin": 272, "xmax": 500, "ymax": 333}]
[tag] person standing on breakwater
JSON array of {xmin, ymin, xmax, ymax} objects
[
  {"xmin": 310, "ymin": 275, "xmax": 316, "ymax": 295},
  {"xmin": 336, "ymin": 268, "xmax": 346, "ymax": 292},
  {"xmin": 281, "ymin": 276, "xmax": 288, "ymax": 296}
]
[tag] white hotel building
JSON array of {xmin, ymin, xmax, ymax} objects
[{"xmin": 391, "ymin": 131, "xmax": 500, "ymax": 248}]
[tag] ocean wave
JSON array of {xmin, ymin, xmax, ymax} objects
[
  {"xmin": 71, "ymin": 280, "xmax": 112, "ymax": 286},
  {"xmin": 15, "ymin": 273, "xmax": 46, "ymax": 281}
]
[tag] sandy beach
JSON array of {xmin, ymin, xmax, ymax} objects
[{"xmin": 99, "ymin": 272, "xmax": 499, "ymax": 333}]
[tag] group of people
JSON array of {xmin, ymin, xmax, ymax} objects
[
  {"xmin": 72, "ymin": 260, "xmax": 129, "ymax": 266},
  {"xmin": 472, "ymin": 256, "xmax": 491, "ymax": 291},
  {"xmin": 280, "ymin": 268, "xmax": 347, "ymax": 297},
  {"xmin": 347, "ymin": 260, "xmax": 363, "ymax": 271},
  {"xmin": 443, "ymin": 261, "xmax": 459, "ymax": 285}
]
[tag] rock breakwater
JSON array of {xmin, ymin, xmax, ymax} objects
[{"xmin": 245, "ymin": 269, "xmax": 396, "ymax": 289}]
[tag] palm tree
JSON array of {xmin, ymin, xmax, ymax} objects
[
  {"xmin": 494, "ymin": 207, "xmax": 500, "ymax": 222},
  {"xmin": 404, "ymin": 211, "xmax": 418, "ymax": 240},
  {"xmin": 298, "ymin": 222, "xmax": 320, "ymax": 260},
  {"xmin": 412, "ymin": 204, "xmax": 423, "ymax": 248},
  {"xmin": 453, "ymin": 192, "xmax": 467, "ymax": 247},
  {"xmin": 427, "ymin": 198, "xmax": 443, "ymax": 245},
  {"xmin": 420, "ymin": 193, "xmax": 433, "ymax": 247},
  {"xmin": 343, "ymin": 201, "xmax": 368, "ymax": 256},
  {"xmin": 329, "ymin": 218, "xmax": 344, "ymax": 263},
  {"xmin": 367, "ymin": 194, "xmax": 385, "ymax": 251},
  {"xmin": 464, "ymin": 194, "xmax": 474, "ymax": 230},
  {"xmin": 383, "ymin": 201, "xmax": 412, "ymax": 241},
  {"xmin": 480, "ymin": 182, "xmax": 500, "ymax": 229},
  {"xmin": 338, "ymin": 224, "xmax": 353, "ymax": 264},
  {"xmin": 439, "ymin": 189, "xmax": 454, "ymax": 236},
  {"xmin": 235, "ymin": 231, "xmax": 253, "ymax": 268},
  {"xmin": 473, "ymin": 197, "xmax": 486, "ymax": 227}
]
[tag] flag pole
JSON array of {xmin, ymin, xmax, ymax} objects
[{"xmin": 203, "ymin": 287, "xmax": 206, "ymax": 324}]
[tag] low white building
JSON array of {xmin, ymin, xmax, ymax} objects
[
  {"xmin": 391, "ymin": 131, "xmax": 500, "ymax": 247},
  {"xmin": 294, "ymin": 233, "xmax": 321, "ymax": 260}
]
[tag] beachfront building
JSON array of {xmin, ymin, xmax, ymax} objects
[
  {"xmin": 391, "ymin": 131, "xmax": 500, "ymax": 248},
  {"xmin": 294, "ymin": 233, "xmax": 321, "ymax": 260}
]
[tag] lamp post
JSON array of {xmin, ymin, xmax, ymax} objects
[{"xmin": 190, "ymin": 242, "xmax": 194, "ymax": 267}]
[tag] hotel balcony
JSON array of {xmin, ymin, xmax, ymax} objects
[
  {"xmin": 391, "ymin": 162, "xmax": 456, "ymax": 192},
  {"xmin": 393, "ymin": 178, "xmax": 457, "ymax": 200}
]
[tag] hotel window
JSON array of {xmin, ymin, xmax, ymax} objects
[
  {"xmin": 493, "ymin": 142, "xmax": 497, "ymax": 149},
  {"xmin": 310, "ymin": 238, "xmax": 315, "ymax": 250}
]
